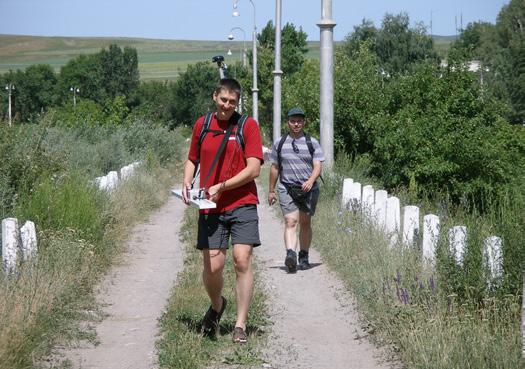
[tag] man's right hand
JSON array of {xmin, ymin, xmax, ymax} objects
[
  {"xmin": 268, "ymin": 191, "xmax": 277, "ymax": 206},
  {"xmin": 182, "ymin": 182, "xmax": 191, "ymax": 204}
]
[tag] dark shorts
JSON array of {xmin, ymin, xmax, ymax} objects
[
  {"xmin": 197, "ymin": 204, "xmax": 261, "ymax": 250},
  {"xmin": 277, "ymin": 183, "xmax": 320, "ymax": 216}
]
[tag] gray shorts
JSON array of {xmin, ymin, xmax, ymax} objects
[
  {"xmin": 197, "ymin": 204, "xmax": 261, "ymax": 249},
  {"xmin": 277, "ymin": 183, "xmax": 320, "ymax": 216}
]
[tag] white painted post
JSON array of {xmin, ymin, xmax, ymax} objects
[
  {"xmin": 402, "ymin": 206, "xmax": 420, "ymax": 247},
  {"xmin": 423, "ymin": 214, "xmax": 440, "ymax": 264},
  {"xmin": 448, "ymin": 226, "xmax": 467, "ymax": 266},
  {"xmin": 362, "ymin": 185, "xmax": 374, "ymax": 217},
  {"xmin": 386, "ymin": 196, "xmax": 400, "ymax": 248},
  {"xmin": 374, "ymin": 189, "xmax": 388, "ymax": 230},
  {"xmin": 20, "ymin": 220, "xmax": 37, "ymax": 261},
  {"xmin": 2, "ymin": 218, "xmax": 19, "ymax": 274},
  {"xmin": 120, "ymin": 164, "xmax": 133, "ymax": 181},
  {"xmin": 341, "ymin": 178, "xmax": 353, "ymax": 209},
  {"xmin": 484, "ymin": 236, "xmax": 503, "ymax": 283},
  {"xmin": 106, "ymin": 171, "xmax": 119, "ymax": 191},
  {"xmin": 348, "ymin": 182, "xmax": 362, "ymax": 211},
  {"xmin": 95, "ymin": 176, "xmax": 107, "ymax": 191}
]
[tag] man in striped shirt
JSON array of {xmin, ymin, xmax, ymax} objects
[{"xmin": 268, "ymin": 107, "xmax": 325, "ymax": 272}]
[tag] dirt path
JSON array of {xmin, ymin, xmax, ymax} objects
[
  {"xmin": 61, "ymin": 195, "xmax": 186, "ymax": 369},
  {"xmin": 255, "ymin": 188, "xmax": 392, "ymax": 369},
  {"xmin": 57, "ymin": 185, "xmax": 394, "ymax": 369}
]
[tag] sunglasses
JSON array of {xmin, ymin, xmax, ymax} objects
[{"xmin": 291, "ymin": 139, "xmax": 299, "ymax": 154}]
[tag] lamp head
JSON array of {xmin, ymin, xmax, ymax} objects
[{"xmin": 228, "ymin": 33, "xmax": 234, "ymax": 40}]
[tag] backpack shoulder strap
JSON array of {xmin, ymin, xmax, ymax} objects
[
  {"xmin": 235, "ymin": 114, "xmax": 249, "ymax": 149},
  {"xmin": 276, "ymin": 133, "xmax": 289, "ymax": 171},
  {"xmin": 305, "ymin": 134, "xmax": 315, "ymax": 159},
  {"xmin": 198, "ymin": 112, "xmax": 214, "ymax": 150}
]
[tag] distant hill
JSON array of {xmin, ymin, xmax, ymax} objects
[{"xmin": 0, "ymin": 34, "xmax": 319, "ymax": 81}]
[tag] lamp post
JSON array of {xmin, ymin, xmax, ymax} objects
[
  {"xmin": 233, "ymin": 0, "xmax": 258, "ymax": 123},
  {"xmin": 5, "ymin": 83, "xmax": 14, "ymax": 126},
  {"xmin": 317, "ymin": 0, "xmax": 336, "ymax": 169},
  {"xmin": 228, "ymin": 26, "xmax": 247, "ymax": 67},
  {"xmin": 272, "ymin": 0, "xmax": 282, "ymax": 143},
  {"xmin": 70, "ymin": 86, "xmax": 80, "ymax": 108}
]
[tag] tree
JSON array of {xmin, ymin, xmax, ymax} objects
[{"xmin": 251, "ymin": 21, "xmax": 308, "ymax": 132}]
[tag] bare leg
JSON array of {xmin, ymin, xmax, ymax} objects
[
  {"xmin": 298, "ymin": 211, "xmax": 312, "ymax": 251},
  {"xmin": 202, "ymin": 249, "xmax": 227, "ymax": 311},
  {"xmin": 232, "ymin": 244, "xmax": 253, "ymax": 330},
  {"xmin": 283, "ymin": 210, "xmax": 299, "ymax": 251}
]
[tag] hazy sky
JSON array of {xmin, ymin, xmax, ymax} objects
[{"xmin": 0, "ymin": 0, "xmax": 509, "ymax": 41}]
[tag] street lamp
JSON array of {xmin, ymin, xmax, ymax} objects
[
  {"xmin": 5, "ymin": 83, "xmax": 14, "ymax": 126},
  {"xmin": 70, "ymin": 86, "xmax": 80, "ymax": 108},
  {"xmin": 232, "ymin": 0, "xmax": 258, "ymax": 123},
  {"xmin": 228, "ymin": 26, "xmax": 247, "ymax": 67}
]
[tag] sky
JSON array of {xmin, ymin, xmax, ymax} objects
[{"xmin": 0, "ymin": 0, "xmax": 509, "ymax": 42}]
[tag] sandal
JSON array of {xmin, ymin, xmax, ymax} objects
[
  {"xmin": 201, "ymin": 296, "xmax": 227, "ymax": 337},
  {"xmin": 232, "ymin": 326, "xmax": 248, "ymax": 343}
]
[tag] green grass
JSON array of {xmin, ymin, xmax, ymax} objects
[
  {"xmin": 157, "ymin": 206, "xmax": 269, "ymax": 369},
  {"xmin": 0, "ymin": 34, "xmax": 322, "ymax": 81}
]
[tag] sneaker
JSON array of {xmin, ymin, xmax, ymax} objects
[
  {"xmin": 285, "ymin": 249, "xmax": 297, "ymax": 273},
  {"xmin": 201, "ymin": 296, "xmax": 227, "ymax": 337},
  {"xmin": 232, "ymin": 326, "xmax": 248, "ymax": 343},
  {"xmin": 298, "ymin": 250, "xmax": 310, "ymax": 269}
]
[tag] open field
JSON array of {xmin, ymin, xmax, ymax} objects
[{"xmin": 0, "ymin": 34, "xmax": 321, "ymax": 81}]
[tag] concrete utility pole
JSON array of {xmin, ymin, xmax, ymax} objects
[
  {"xmin": 272, "ymin": 0, "xmax": 283, "ymax": 144},
  {"xmin": 317, "ymin": 0, "xmax": 336, "ymax": 169},
  {"xmin": 5, "ymin": 83, "xmax": 14, "ymax": 126}
]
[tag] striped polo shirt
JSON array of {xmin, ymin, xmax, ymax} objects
[{"xmin": 270, "ymin": 134, "xmax": 325, "ymax": 186}]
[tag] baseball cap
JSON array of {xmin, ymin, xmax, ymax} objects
[{"xmin": 287, "ymin": 107, "xmax": 306, "ymax": 117}]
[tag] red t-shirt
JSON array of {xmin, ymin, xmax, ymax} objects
[{"xmin": 188, "ymin": 112, "xmax": 263, "ymax": 213}]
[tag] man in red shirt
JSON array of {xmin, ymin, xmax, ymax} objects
[{"xmin": 182, "ymin": 78, "xmax": 263, "ymax": 344}]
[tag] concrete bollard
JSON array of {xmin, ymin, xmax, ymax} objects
[
  {"xmin": 106, "ymin": 171, "xmax": 119, "ymax": 192},
  {"xmin": 2, "ymin": 218, "xmax": 19, "ymax": 274},
  {"xmin": 402, "ymin": 205, "xmax": 420, "ymax": 247},
  {"xmin": 423, "ymin": 214, "xmax": 440, "ymax": 264},
  {"xmin": 20, "ymin": 220, "xmax": 37, "ymax": 261},
  {"xmin": 448, "ymin": 226, "xmax": 467, "ymax": 266},
  {"xmin": 348, "ymin": 182, "xmax": 362, "ymax": 212},
  {"xmin": 341, "ymin": 178, "xmax": 354, "ymax": 209},
  {"xmin": 484, "ymin": 236, "xmax": 503, "ymax": 284},
  {"xmin": 362, "ymin": 185, "xmax": 375, "ymax": 218},
  {"xmin": 374, "ymin": 190, "xmax": 388, "ymax": 230},
  {"xmin": 386, "ymin": 196, "xmax": 400, "ymax": 248}
]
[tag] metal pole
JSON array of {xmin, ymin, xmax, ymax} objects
[
  {"xmin": 317, "ymin": 0, "xmax": 336, "ymax": 169},
  {"xmin": 272, "ymin": 0, "xmax": 283, "ymax": 143}
]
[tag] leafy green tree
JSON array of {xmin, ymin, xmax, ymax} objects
[
  {"xmin": 12, "ymin": 64, "xmax": 57, "ymax": 121},
  {"xmin": 250, "ymin": 21, "xmax": 308, "ymax": 131},
  {"xmin": 172, "ymin": 61, "xmax": 217, "ymax": 126},
  {"xmin": 58, "ymin": 53, "xmax": 102, "ymax": 105},
  {"xmin": 341, "ymin": 13, "xmax": 439, "ymax": 76}
]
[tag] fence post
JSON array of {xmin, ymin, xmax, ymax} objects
[
  {"xmin": 484, "ymin": 236, "xmax": 503, "ymax": 287},
  {"xmin": 2, "ymin": 218, "xmax": 19, "ymax": 274},
  {"xmin": 423, "ymin": 214, "xmax": 440, "ymax": 265},
  {"xmin": 402, "ymin": 205, "xmax": 420, "ymax": 247}
]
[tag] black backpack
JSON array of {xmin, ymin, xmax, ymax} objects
[{"xmin": 197, "ymin": 111, "xmax": 249, "ymax": 154}]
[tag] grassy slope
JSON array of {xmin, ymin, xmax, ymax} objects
[{"xmin": 0, "ymin": 34, "xmax": 321, "ymax": 81}]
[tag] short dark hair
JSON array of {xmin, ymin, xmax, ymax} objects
[{"xmin": 215, "ymin": 78, "xmax": 242, "ymax": 99}]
